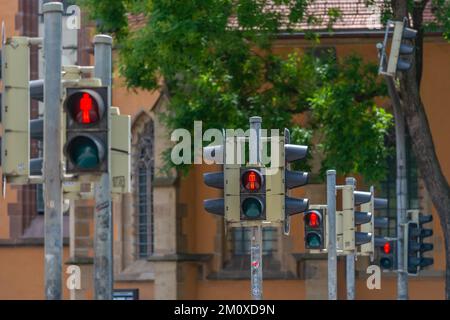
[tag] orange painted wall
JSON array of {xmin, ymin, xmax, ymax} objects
[
  {"xmin": 0, "ymin": 246, "xmax": 70, "ymax": 300},
  {"xmin": 355, "ymin": 276, "xmax": 445, "ymax": 300},
  {"xmin": 197, "ymin": 280, "xmax": 307, "ymax": 300}
]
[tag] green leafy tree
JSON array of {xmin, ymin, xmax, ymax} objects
[
  {"xmin": 387, "ymin": 0, "xmax": 450, "ymax": 299},
  {"xmin": 79, "ymin": 0, "xmax": 392, "ymax": 183}
]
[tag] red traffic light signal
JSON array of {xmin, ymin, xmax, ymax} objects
[
  {"xmin": 375, "ymin": 237, "xmax": 395, "ymax": 270},
  {"xmin": 383, "ymin": 241, "xmax": 391, "ymax": 254},
  {"xmin": 305, "ymin": 210, "xmax": 321, "ymax": 228},
  {"xmin": 65, "ymin": 89, "xmax": 106, "ymax": 125},
  {"xmin": 242, "ymin": 169, "xmax": 262, "ymax": 191},
  {"xmin": 64, "ymin": 87, "xmax": 108, "ymax": 174},
  {"xmin": 304, "ymin": 209, "xmax": 325, "ymax": 250},
  {"xmin": 240, "ymin": 167, "xmax": 265, "ymax": 221}
]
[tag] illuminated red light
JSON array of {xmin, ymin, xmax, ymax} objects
[
  {"xmin": 242, "ymin": 170, "xmax": 261, "ymax": 191},
  {"xmin": 248, "ymin": 171, "xmax": 256, "ymax": 190},
  {"xmin": 80, "ymin": 93, "xmax": 93, "ymax": 123},
  {"xmin": 307, "ymin": 212, "xmax": 320, "ymax": 228},
  {"xmin": 383, "ymin": 242, "xmax": 391, "ymax": 254},
  {"xmin": 68, "ymin": 92, "xmax": 101, "ymax": 124}
]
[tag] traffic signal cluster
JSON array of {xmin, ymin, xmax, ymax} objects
[
  {"xmin": 378, "ymin": 19, "xmax": 418, "ymax": 77},
  {"xmin": 405, "ymin": 210, "xmax": 434, "ymax": 275},
  {"xmin": 203, "ymin": 129, "xmax": 310, "ymax": 229},
  {"xmin": 1, "ymin": 36, "xmax": 131, "ymax": 196},
  {"xmin": 333, "ymin": 183, "xmax": 391, "ymax": 263}
]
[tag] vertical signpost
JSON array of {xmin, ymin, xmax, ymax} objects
[
  {"xmin": 377, "ymin": 20, "xmax": 417, "ymax": 300},
  {"xmin": 249, "ymin": 116, "xmax": 263, "ymax": 300},
  {"xmin": 43, "ymin": 2, "xmax": 63, "ymax": 300},
  {"xmin": 327, "ymin": 170, "xmax": 337, "ymax": 300},
  {"xmin": 345, "ymin": 177, "xmax": 356, "ymax": 300},
  {"xmin": 93, "ymin": 34, "xmax": 113, "ymax": 300}
]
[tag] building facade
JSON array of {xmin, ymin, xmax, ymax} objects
[{"xmin": 0, "ymin": 0, "xmax": 449, "ymax": 299}]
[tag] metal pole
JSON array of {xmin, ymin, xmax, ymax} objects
[
  {"xmin": 345, "ymin": 177, "xmax": 356, "ymax": 300},
  {"xmin": 327, "ymin": 170, "xmax": 337, "ymax": 300},
  {"xmin": 43, "ymin": 2, "xmax": 63, "ymax": 300},
  {"xmin": 93, "ymin": 34, "xmax": 113, "ymax": 300},
  {"xmin": 249, "ymin": 116, "xmax": 263, "ymax": 300},
  {"xmin": 385, "ymin": 76, "xmax": 409, "ymax": 300}
]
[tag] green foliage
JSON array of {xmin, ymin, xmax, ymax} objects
[
  {"xmin": 78, "ymin": 0, "xmax": 395, "ymax": 182},
  {"xmin": 309, "ymin": 55, "xmax": 392, "ymax": 182}
]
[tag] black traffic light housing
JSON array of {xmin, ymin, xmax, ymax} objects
[
  {"xmin": 203, "ymin": 171, "xmax": 225, "ymax": 216},
  {"xmin": 63, "ymin": 87, "xmax": 108, "ymax": 174},
  {"xmin": 379, "ymin": 19, "xmax": 418, "ymax": 77},
  {"xmin": 353, "ymin": 190, "xmax": 373, "ymax": 246},
  {"xmin": 240, "ymin": 167, "xmax": 266, "ymax": 221},
  {"xmin": 284, "ymin": 143, "xmax": 309, "ymax": 216},
  {"xmin": 304, "ymin": 208, "xmax": 325, "ymax": 250},
  {"xmin": 375, "ymin": 237, "xmax": 396, "ymax": 271},
  {"xmin": 406, "ymin": 212, "xmax": 434, "ymax": 275}
]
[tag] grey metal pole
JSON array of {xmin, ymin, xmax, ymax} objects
[
  {"xmin": 377, "ymin": 39, "xmax": 409, "ymax": 299},
  {"xmin": 249, "ymin": 116, "xmax": 263, "ymax": 300},
  {"xmin": 385, "ymin": 76, "xmax": 409, "ymax": 300},
  {"xmin": 43, "ymin": 2, "xmax": 63, "ymax": 300},
  {"xmin": 93, "ymin": 34, "xmax": 113, "ymax": 300},
  {"xmin": 327, "ymin": 170, "xmax": 337, "ymax": 300},
  {"xmin": 345, "ymin": 177, "xmax": 356, "ymax": 300}
]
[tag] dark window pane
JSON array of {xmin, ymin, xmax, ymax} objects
[
  {"xmin": 378, "ymin": 129, "xmax": 419, "ymax": 237},
  {"xmin": 134, "ymin": 121, "xmax": 154, "ymax": 258},
  {"xmin": 232, "ymin": 227, "xmax": 278, "ymax": 256}
]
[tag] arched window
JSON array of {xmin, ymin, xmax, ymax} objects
[{"xmin": 134, "ymin": 120, "xmax": 155, "ymax": 258}]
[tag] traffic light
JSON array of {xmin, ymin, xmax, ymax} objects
[
  {"xmin": 386, "ymin": 20, "xmax": 417, "ymax": 75},
  {"xmin": 281, "ymin": 130, "xmax": 309, "ymax": 219},
  {"xmin": 63, "ymin": 86, "xmax": 108, "ymax": 174},
  {"xmin": 29, "ymin": 117, "xmax": 44, "ymax": 175},
  {"xmin": 29, "ymin": 79, "xmax": 44, "ymax": 176},
  {"xmin": 375, "ymin": 238, "xmax": 396, "ymax": 270},
  {"xmin": 304, "ymin": 205, "xmax": 327, "ymax": 251},
  {"xmin": 359, "ymin": 186, "xmax": 389, "ymax": 259},
  {"xmin": 405, "ymin": 210, "xmax": 434, "ymax": 275},
  {"xmin": 1, "ymin": 37, "xmax": 30, "ymax": 183},
  {"xmin": 340, "ymin": 185, "xmax": 371, "ymax": 253},
  {"xmin": 240, "ymin": 167, "xmax": 265, "ymax": 220},
  {"xmin": 203, "ymin": 138, "xmax": 225, "ymax": 217}
]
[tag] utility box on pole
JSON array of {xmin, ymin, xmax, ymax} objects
[
  {"xmin": 110, "ymin": 106, "xmax": 131, "ymax": 194},
  {"xmin": 1, "ymin": 37, "xmax": 30, "ymax": 184}
]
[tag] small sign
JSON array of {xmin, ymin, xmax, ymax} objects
[{"xmin": 113, "ymin": 289, "xmax": 139, "ymax": 300}]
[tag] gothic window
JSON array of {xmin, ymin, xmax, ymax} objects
[{"xmin": 134, "ymin": 120, "xmax": 155, "ymax": 258}]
